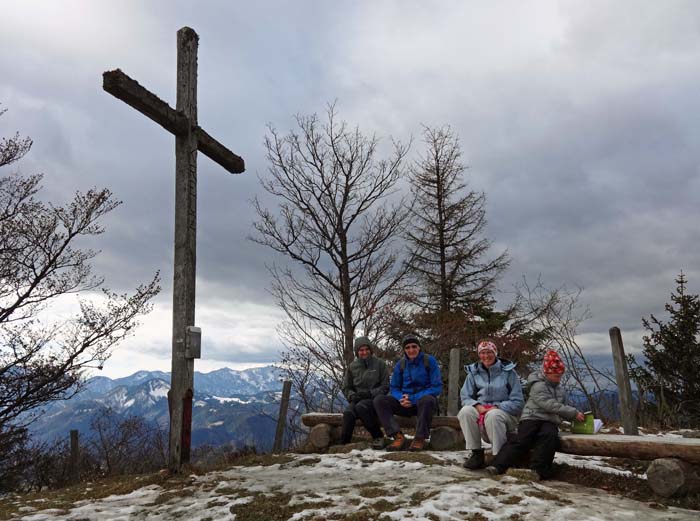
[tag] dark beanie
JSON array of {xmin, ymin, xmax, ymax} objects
[
  {"xmin": 354, "ymin": 336, "xmax": 372, "ymax": 355},
  {"xmin": 402, "ymin": 334, "xmax": 421, "ymax": 348}
]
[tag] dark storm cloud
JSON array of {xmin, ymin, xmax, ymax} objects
[{"xmin": 2, "ymin": 1, "xmax": 699, "ymax": 375}]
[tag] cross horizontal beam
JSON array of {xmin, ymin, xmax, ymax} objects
[{"xmin": 103, "ymin": 69, "xmax": 245, "ymax": 174}]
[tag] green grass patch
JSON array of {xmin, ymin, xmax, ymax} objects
[
  {"xmin": 326, "ymin": 508, "xmax": 381, "ymax": 521},
  {"xmin": 228, "ymin": 492, "xmax": 333, "ymax": 521},
  {"xmin": 381, "ymin": 452, "xmax": 445, "ymax": 466},
  {"xmin": 409, "ymin": 489, "xmax": 440, "ymax": 506},
  {"xmin": 0, "ymin": 472, "xmax": 179, "ymax": 519},
  {"xmin": 523, "ymin": 488, "xmax": 572, "ymax": 505},
  {"xmin": 501, "ymin": 495, "xmax": 523, "ymax": 505},
  {"xmin": 371, "ymin": 498, "xmax": 397, "ymax": 513},
  {"xmin": 151, "ymin": 487, "xmax": 195, "ymax": 506},
  {"xmin": 357, "ymin": 486, "xmax": 391, "ymax": 498},
  {"xmin": 295, "ymin": 457, "xmax": 322, "ymax": 467},
  {"xmin": 228, "ymin": 453, "xmax": 295, "ymax": 467}
]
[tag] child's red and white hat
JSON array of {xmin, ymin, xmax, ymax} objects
[{"xmin": 543, "ymin": 350, "xmax": 566, "ymax": 374}]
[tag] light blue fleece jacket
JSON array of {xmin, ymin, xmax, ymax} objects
[{"xmin": 459, "ymin": 358, "xmax": 524, "ymax": 417}]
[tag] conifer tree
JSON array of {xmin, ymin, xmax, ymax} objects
[
  {"xmin": 405, "ymin": 126, "xmax": 509, "ymax": 315},
  {"xmin": 397, "ymin": 126, "xmax": 516, "ymax": 361},
  {"xmin": 632, "ymin": 272, "xmax": 700, "ymax": 427}
]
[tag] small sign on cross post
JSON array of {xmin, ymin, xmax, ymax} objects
[{"xmin": 103, "ymin": 26, "xmax": 245, "ymax": 471}]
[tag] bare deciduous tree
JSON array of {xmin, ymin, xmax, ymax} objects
[
  {"xmin": 0, "ymin": 106, "xmax": 32, "ymax": 169},
  {"xmin": 516, "ymin": 278, "xmax": 617, "ymax": 420},
  {"xmin": 252, "ymin": 105, "xmax": 409, "ymax": 407},
  {"xmin": 89, "ymin": 408, "xmax": 167, "ymax": 475},
  {"xmin": 0, "ymin": 109, "xmax": 160, "ymax": 474}
]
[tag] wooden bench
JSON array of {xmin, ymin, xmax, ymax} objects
[
  {"xmin": 301, "ymin": 413, "xmax": 463, "ymax": 450},
  {"xmin": 301, "ymin": 413, "xmax": 700, "ymax": 497}
]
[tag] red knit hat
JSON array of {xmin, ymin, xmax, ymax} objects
[{"xmin": 543, "ymin": 350, "xmax": 565, "ymax": 374}]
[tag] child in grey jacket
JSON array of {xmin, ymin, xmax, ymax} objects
[{"xmin": 485, "ymin": 350, "xmax": 585, "ymax": 479}]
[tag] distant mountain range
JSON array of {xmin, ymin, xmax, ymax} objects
[
  {"xmin": 29, "ymin": 366, "xmax": 287, "ymax": 452},
  {"xmin": 28, "ymin": 366, "xmax": 628, "ymax": 453}
]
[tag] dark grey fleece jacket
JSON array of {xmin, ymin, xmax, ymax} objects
[{"xmin": 342, "ymin": 356, "xmax": 389, "ymax": 402}]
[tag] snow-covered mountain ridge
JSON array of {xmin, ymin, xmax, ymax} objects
[{"xmin": 29, "ymin": 365, "xmax": 286, "ymax": 450}]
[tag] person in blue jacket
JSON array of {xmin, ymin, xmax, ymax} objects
[
  {"xmin": 458, "ymin": 338, "xmax": 524, "ymax": 469},
  {"xmin": 373, "ymin": 334, "xmax": 442, "ymax": 451}
]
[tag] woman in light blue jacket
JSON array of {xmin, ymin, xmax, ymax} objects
[{"xmin": 457, "ymin": 339, "xmax": 524, "ymax": 470}]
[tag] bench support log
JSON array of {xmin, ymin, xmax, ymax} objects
[
  {"xmin": 309, "ymin": 424, "xmax": 333, "ymax": 449},
  {"xmin": 647, "ymin": 458, "xmax": 700, "ymax": 498},
  {"xmin": 558, "ymin": 434, "xmax": 700, "ymax": 465},
  {"xmin": 430, "ymin": 426, "xmax": 463, "ymax": 451}
]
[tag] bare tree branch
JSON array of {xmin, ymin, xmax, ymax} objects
[{"xmin": 251, "ymin": 105, "xmax": 409, "ymax": 407}]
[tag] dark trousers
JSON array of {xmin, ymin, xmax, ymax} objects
[
  {"xmin": 341, "ymin": 399, "xmax": 383, "ymax": 443},
  {"xmin": 492, "ymin": 419, "xmax": 560, "ymax": 477},
  {"xmin": 373, "ymin": 394, "xmax": 437, "ymax": 439}
]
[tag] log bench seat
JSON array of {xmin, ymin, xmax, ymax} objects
[
  {"xmin": 301, "ymin": 412, "xmax": 700, "ymax": 497},
  {"xmin": 301, "ymin": 412, "xmax": 462, "ymax": 450}
]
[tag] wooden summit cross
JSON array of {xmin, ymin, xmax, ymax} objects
[{"xmin": 103, "ymin": 26, "xmax": 245, "ymax": 471}]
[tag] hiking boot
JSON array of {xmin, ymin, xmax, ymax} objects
[
  {"xmin": 370, "ymin": 437, "xmax": 386, "ymax": 450},
  {"xmin": 385, "ymin": 432, "xmax": 408, "ymax": 451},
  {"xmin": 463, "ymin": 449, "xmax": 485, "ymax": 470},
  {"xmin": 408, "ymin": 437, "xmax": 426, "ymax": 451}
]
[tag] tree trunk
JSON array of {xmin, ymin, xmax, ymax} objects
[
  {"xmin": 338, "ymin": 231, "xmax": 354, "ymax": 365},
  {"xmin": 646, "ymin": 458, "xmax": 700, "ymax": 497}
]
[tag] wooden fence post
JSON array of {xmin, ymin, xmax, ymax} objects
[
  {"xmin": 609, "ymin": 327, "xmax": 639, "ymax": 435},
  {"xmin": 69, "ymin": 429, "xmax": 79, "ymax": 483},
  {"xmin": 273, "ymin": 380, "xmax": 292, "ymax": 453},
  {"xmin": 448, "ymin": 348, "xmax": 461, "ymax": 416}
]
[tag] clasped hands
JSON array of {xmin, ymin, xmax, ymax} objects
[
  {"xmin": 474, "ymin": 404, "xmax": 496, "ymax": 415},
  {"xmin": 399, "ymin": 394, "xmax": 412, "ymax": 408}
]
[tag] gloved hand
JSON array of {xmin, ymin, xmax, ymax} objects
[
  {"xmin": 350, "ymin": 394, "xmax": 363, "ymax": 404},
  {"xmin": 356, "ymin": 391, "xmax": 372, "ymax": 400}
]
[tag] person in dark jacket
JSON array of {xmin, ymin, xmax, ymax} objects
[
  {"xmin": 458, "ymin": 338, "xmax": 524, "ymax": 469},
  {"xmin": 485, "ymin": 350, "xmax": 585, "ymax": 479},
  {"xmin": 373, "ymin": 334, "xmax": 442, "ymax": 451},
  {"xmin": 341, "ymin": 336, "xmax": 390, "ymax": 446}
]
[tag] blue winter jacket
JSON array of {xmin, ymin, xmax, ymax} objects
[
  {"xmin": 459, "ymin": 358, "xmax": 524, "ymax": 417},
  {"xmin": 390, "ymin": 351, "xmax": 442, "ymax": 404}
]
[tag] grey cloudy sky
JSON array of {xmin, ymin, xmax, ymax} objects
[{"xmin": 2, "ymin": 1, "xmax": 699, "ymax": 377}]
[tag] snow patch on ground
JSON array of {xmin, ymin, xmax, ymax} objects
[{"xmin": 14, "ymin": 450, "xmax": 699, "ymax": 521}]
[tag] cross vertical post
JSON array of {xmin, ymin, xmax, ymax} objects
[
  {"xmin": 102, "ymin": 26, "xmax": 245, "ymax": 472},
  {"xmin": 169, "ymin": 27, "xmax": 198, "ymax": 470}
]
